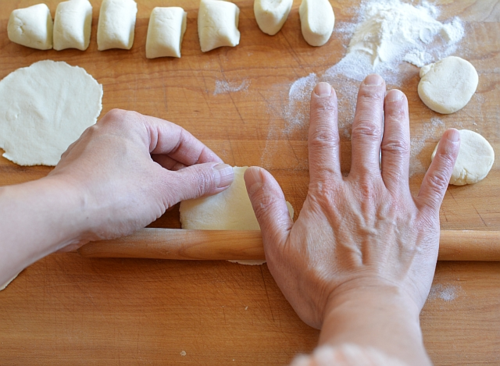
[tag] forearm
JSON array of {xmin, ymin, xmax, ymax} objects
[
  {"xmin": 0, "ymin": 178, "xmax": 86, "ymax": 284},
  {"xmin": 319, "ymin": 283, "xmax": 431, "ymax": 366}
]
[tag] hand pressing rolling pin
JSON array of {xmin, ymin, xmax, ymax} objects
[{"xmin": 0, "ymin": 75, "xmax": 460, "ymax": 365}]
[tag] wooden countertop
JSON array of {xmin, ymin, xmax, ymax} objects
[{"xmin": 0, "ymin": 0, "xmax": 499, "ymax": 364}]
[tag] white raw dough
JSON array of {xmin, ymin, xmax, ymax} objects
[
  {"xmin": 146, "ymin": 7, "xmax": 187, "ymax": 59},
  {"xmin": 0, "ymin": 273, "xmax": 19, "ymax": 291},
  {"xmin": 53, "ymin": 0, "xmax": 93, "ymax": 51},
  {"xmin": 418, "ymin": 56, "xmax": 478, "ymax": 114},
  {"xmin": 299, "ymin": 0, "xmax": 335, "ymax": 47},
  {"xmin": 179, "ymin": 167, "xmax": 294, "ymax": 265},
  {"xmin": 198, "ymin": 0, "xmax": 240, "ymax": 52},
  {"xmin": 97, "ymin": 0, "xmax": 137, "ymax": 50},
  {"xmin": 7, "ymin": 3, "xmax": 53, "ymax": 50},
  {"xmin": 431, "ymin": 129, "xmax": 495, "ymax": 186},
  {"xmin": 254, "ymin": 0, "xmax": 293, "ymax": 36},
  {"xmin": 0, "ymin": 60, "xmax": 103, "ymax": 166}
]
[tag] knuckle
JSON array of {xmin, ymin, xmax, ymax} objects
[
  {"xmin": 351, "ymin": 120, "xmax": 382, "ymax": 142},
  {"xmin": 381, "ymin": 138, "xmax": 410, "ymax": 155},
  {"xmin": 309, "ymin": 127, "xmax": 340, "ymax": 150},
  {"xmin": 192, "ymin": 168, "xmax": 216, "ymax": 197},
  {"xmin": 426, "ymin": 171, "xmax": 450, "ymax": 194},
  {"xmin": 358, "ymin": 88, "xmax": 384, "ymax": 102}
]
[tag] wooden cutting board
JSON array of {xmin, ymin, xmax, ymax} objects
[{"xmin": 0, "ymin": 0, "xmax": 499, "ymax": 365}]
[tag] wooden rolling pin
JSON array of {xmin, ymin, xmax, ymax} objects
[{"xmin": 76, "ymin": 229, "xmax": 500, "ymax": 262}]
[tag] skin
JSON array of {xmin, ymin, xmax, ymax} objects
[{"xmin": 244, "ymin": 75, "xmax": 460, "ymax": 365}]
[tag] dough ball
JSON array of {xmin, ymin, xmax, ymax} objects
[
  {"xmin": 0, "ymin": 60, "xmax": 103, "ymax": 166},
  {"xmin": 97, "ymin": 0, "xmax": 137, "ymax": 50},
  {"xmin": 431, "ymin": 129, "xmax": 494, "ymax": 186},
  {"xmin": 146, "ymin": 7, "xmax": 187, "ymax": 59},
  {"xmin": 54, "ymin": 0, "xmax": 93, "ymax": 51},
  {"xmin": 299, "ymin": 0, "xmax": 335, "ymax": 47},
  {"xmin": 254, "ymin": 0, "xmax": 293, "ymax": 36},
  {"xmin": 418, "ymin": 56, "xmax": 479, "ymax": 114},
  {"xmin": 198, "ymin": 0, "xmax": 240, "ymax": 52},
  {"xmin": 179, "ymin": 167, "xmax": 294, "ymax": 265},
  {"xmin": 7, "ymin": 3, "xmax": 53, "ymax": 50}
]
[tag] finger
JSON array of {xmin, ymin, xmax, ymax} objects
[
  {"xmin": 244, "ymin": 167, "xmax": 292, "ymax": 251},
  {"xmin": 380, "ymin": 89, "xmax": 410, "ymax": 192},
  {"xmin": 164, "ymin": 163, "xmax": 234, "ymax": 204},
  {"xmin": 417, "ymin": 129, "xmax": 460, "ymax": 211},
  {"xmin": 152, "ymin": 155, "xmax": 186, "ymax": 171},
  {"xmin": 308, "ymin": 82, "xmax": 342, "ymax": 182},
  {"xmin": 349, "ymin": 74, "xmax": 386, "ymax": 177}
]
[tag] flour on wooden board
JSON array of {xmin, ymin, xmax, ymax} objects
[
  {"xmin": 214, "ymin": 79, "xmax": 250, "ymax": 95},
  {"xmin": 428, "ymin": 284, "xmax": 463, "ymax": 302}
]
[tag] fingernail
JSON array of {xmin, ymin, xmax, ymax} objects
[
  {"xmin": 364, "ymin": 74, "xmax": 383, "ymax": 86},
  {"xmin": 213, "ymin": 163, "xmax": 234, "ymax": 188},
  {"xmin": 386, "ymin": 89, "xmax": 404, "ymax": 102},
  {"xmin": 448, "ymin": 129, "xmax": 460, "ymax": 142},
  {"xmin": 245, "ymin": 167, "xmax": 263, "ymax": 196},
  {"xmin": 314, "ymin": 82, "xmax": 332, "ymax": 97}
]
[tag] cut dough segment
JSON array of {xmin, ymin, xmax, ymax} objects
[
  {"xmin": 54, "ymin": 0, "xmax": 93, "ymax": 51},
  {"xmin": 0, "ymin": 60, "xmax": 103, "ymax": 166},
  {"xmin": 198, "ymin": 0, "xmax": 240, "ymax": 52},
  {"xmin": 299, "ymin": 0, "xmax": 335, "ymax": 46},
  {"xmin": 97, "ymin": 0, "xmax": 137, "ymax": 50},
  {"xmin": 7, "ymin": 3, "xmax": 53, "ymax": 50},
  {"xmin": 146, "ymin": 7, "xmax": 187, "ymax": 59},
  {"xmin": 418, "ymin": 56, "xmax": 478, "ymax": 114},
  {"xmin": 431, "ymin": 129, "xmax": 494, "ymax": 186},
  {"xmin": 254, "ymin": 0, "xmax": 293, "ymax": 36},
  {"xmin": 179, "ymin": 167, "xmax": 294, "ymax": 265}
]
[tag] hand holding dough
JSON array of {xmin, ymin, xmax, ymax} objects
[
  {"xmin": 431, "ymin": 129, "xmax": 494, "ymax": 185},
  {"xmin": 7, "ymin": 3, "xmax": 53, "ymax": 50},
  {"xmin": 299, "ymin": 0, "xmax": 335, "ymax": 46},
  {"xmin": 418, "ymin": 56, "xmax": 478, "ymax": 114},
  {"xmin": 97, "ymin": 0, "xmax": 138, "ymax": 50},
  {"xmin": 198, "ymin": 0, "xmax": 240, "ymax": 52},
  {"xmin": 254, "ymin": 0, "xmax": 293, "ymax": 36},
  {"xmin": 54, "ymin": 0, "xmax": 93, "ymax": 51},
  {"xmin": 146, "ymin": 7, "xmax": 187, "ymax": 59}
]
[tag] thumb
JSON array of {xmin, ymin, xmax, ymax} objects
[
  {"xmin": 166, "ymin": 163, "xmax": 234, "ymax": 203},
  {"xmin": 244, "ymin": 167, "xmax": 292, "ymax": 250}
]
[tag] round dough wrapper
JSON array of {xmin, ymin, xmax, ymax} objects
[
  {"xmin": 0, "ymin": 60, "xmax": 103, "ymax": 166},
  {"xmin": 299, "ymin": 0, "xmax": 335, "ymax": 47},
  {"xmin": 7, "ymin": 3, "xmax": 53, "ymax": 50},
  {"xmin": 254, "ymin": 0, "xmax": 293, "ymax": 36},
  {"xmin": 198, "ymin": 0, "xmax": 240, "ymax": 52},
  {"xmin": 53, "ymin": 0, "xmax": 93, "ymax": 51},
  {"xmin": 431, "ymin": 129, "xmax": 494, "ymax": 186},
  {"xmin": 418, "ymin": 56, "xmax": 478, "ymax": 114},
  {"xmin": 179, "ymin": 167, "xmax": 294, "ymax": 265}
]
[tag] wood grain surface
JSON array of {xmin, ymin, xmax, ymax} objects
[{"xmin": 0, "ymin": 0, "xmax": 499, "ymax": 365}]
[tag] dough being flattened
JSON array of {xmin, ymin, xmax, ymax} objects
[
  {"xmin": 431, "ymin": 129, "xmax": 494, "ymax": 186},
  {"xmin": 418, "ymin": 56, "xmax": 478, "ymax": 114},
  {"xmin": 0, "ymin": 60, "xmax": 103, "ymax": 166},
  {"xmin": 179, "ymin": 167, "xmax": 294, "ymax": 265}
]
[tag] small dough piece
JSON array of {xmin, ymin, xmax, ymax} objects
[
  {"xmin": 7, "ymin": 4, "xmax": 53, "ymax": 50},
  {"xmin": 431, "ymin": 129, "xmax": 495, "ymax": 186},
  {"xmin": 299, "ymin": 0, "xmax": 335, "ymax": 47},
  {"xmin": 0, "ymin": 60, "xmax": 103, "ymax": 166},
  {"xmin": 198, "ymin": 0, "xmax": 240, "ymax": 52},
  {"xmin": 53, "ymin": 0, "xmax": 93, "ymax": 51},
  {"xmin": 97, "ymin": 0, "xmax": 137, "ymax": 50},
  {"xmin": 254, "ymin": 0, "xmax": 293, "ymax": 36},
  {"xmin": 418, "ymin": 56, "xmax": 479, "ymax": 114},
  {"xmin": 179, "ymin": 167, "xmax": 294, "ymax": 265},
  {"xmin": 0, "ymin": 273, "xmax": 19, "ymax": 291},
  {"xmin": 146, "ymin": 7, "xmax": 187, "ymax": 59}
]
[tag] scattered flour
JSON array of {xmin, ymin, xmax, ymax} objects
[
  {"xmin": 214, "ymin": 79, "xmax": 250, "ymax": 95},
  {"xmin": 428, "ymin": 284, "xmax": 461, "ymax": 302},
  {"xmin": 180, "ymin": 350, "xmax": 187, "ymax": 356}
]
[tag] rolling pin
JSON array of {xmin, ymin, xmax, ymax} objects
[{"xmin": 76, "ymin": 229, "xmax": 500, "ymax": 262}]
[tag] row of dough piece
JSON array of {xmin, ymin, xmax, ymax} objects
[{"xmin": 7, "ymin": 0, "xmax": 335, "ymax": 58}]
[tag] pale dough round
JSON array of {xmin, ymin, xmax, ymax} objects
[
  {"xmin": 0, "ymin": 60, "xmax": 103, "ymax": 166},
  {"xmin": 431, "ymin": 129, "xmax": 495, "ymax": 186},
  {"xmin": 7, "ymin": 4, "xmax": 53, "ymax": 50},
  {"xmin": 254, "ymin": 0, "xmax": 293, "ymax": 36},
  {"xmin": 146, "ymin": 7, "xmax": 187, "ymax": 59},
  {"xmin": 97, "ymin": 0, "xmax": 137, "ymax": 51},
  {"xmin": 198, "ymin": 0, "xmax": 240, "ymax": 52},
  {"xmin": 179, "ymin": 167, "xmax": 294, "ymax": 265},
  {"xmin": 299, "ymin": 0, "xmax": 335, "ymax": 47},
  {"xmin": 53, "ymin": 0, "xmax": 93, "ymax": 51},
  {"xmin": 418, "ymin": 56, "xmax": 478, "ymax": 114}
]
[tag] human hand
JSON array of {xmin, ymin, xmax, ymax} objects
[
  {"xmin": 244, "ymin": 75, "xmax": 459, "ymax": 329},
  {"xmin": 49, "ymin": 109, "xmax": 234, "ymax": 247}
]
